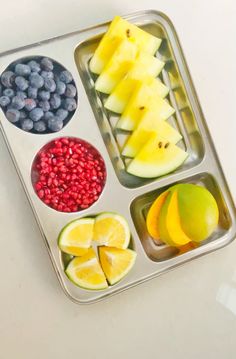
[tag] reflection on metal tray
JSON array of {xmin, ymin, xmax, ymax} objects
[{"xmin": 0, "ymin": 10, "xmax": 235, "ymax": 304}]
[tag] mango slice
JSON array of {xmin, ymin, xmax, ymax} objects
[
  {"xmin": 146, "ymin": 190, "xmax": 169, "ymax": 240},
  {"xmin": 159, "ymin": 190, "xmax": 192, "ymax": 247}
]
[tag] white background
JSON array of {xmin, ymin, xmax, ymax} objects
[{"xmin": 0, "ymin": 0, "xmax": 236, "ymax": 358}]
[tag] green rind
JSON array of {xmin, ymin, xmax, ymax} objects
[
  {"xmin": 127, "ymin": 151, "xmax": 188, "ymax": 178},
  {"xmin": 58, "ymin": 217, "xmax": 94, "ymax": 250},
  {"xmin": 65, "ymin": 258, "xmax": 108, "ymax": 291}
]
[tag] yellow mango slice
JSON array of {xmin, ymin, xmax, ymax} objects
[
  {"xmin": 146, "ymin": 190, "xmax": 169, "ymax": 240},
  {"xmin": 159, "ymin": 190, "xmax": 191, "ymax": 247}
]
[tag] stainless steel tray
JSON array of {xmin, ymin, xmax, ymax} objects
[{"xmin": 0, "ymin": 10, "xmax": 235, "ymax": 304}]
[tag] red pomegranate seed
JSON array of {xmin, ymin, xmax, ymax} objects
[
  {"xmin": 32, "ymin": 137, "xmax": 106, "ymax": 213},
  {"xmin": 38, "ymin": 189, "xmax": 44, "ymax": 199},
  {"xmin": 35, "ymin": 183, "xmax": 42, "ymax": 191}
]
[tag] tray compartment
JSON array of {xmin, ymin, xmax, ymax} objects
[
  {"xmin": 60, "ymin": 214, "xmax": 136, "ymax": 271},
  {"xmin": 74, "ymin": 19, "xmax": 205, "ymax": 189},
  {"xmin": 0, "ymin": 55, "xmax": 78, "ymax": 134},
  {"xmin": 130, "ymin": 172, "xmax": 232, "ymax": 262},
  {"xmin": 31, "ymin": 136, "xmax": 107, "ymax": 212}
]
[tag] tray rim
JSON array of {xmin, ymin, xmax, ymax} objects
[{"xmin": 0, "ymin": 9, "xmax": 235, "ymax": 304}]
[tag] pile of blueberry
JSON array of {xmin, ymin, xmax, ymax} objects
[{"xmin": 0, "ymin": 56, "xmax": 77, "ymax": 133}]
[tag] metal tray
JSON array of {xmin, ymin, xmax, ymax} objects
[{"xmin": 0, "ymin": 10, "xmax": 235, "ymax": 304}]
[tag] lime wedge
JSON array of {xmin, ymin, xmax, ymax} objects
[
  {"xmin": 93, "ymin": 212, "xmax": 130, "ymax": 249},
  {"xmin": 58, "ymin": 218, "xmax": 94, "ymax": 256},
  {"xmin": 65, "ymin": 248, "xmax": 108, "ymax": 290},
  {"xmin": 98, "ymin": 246, "xmax": 137, "ymax": 285}
]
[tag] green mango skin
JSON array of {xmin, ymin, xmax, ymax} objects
[{"xmin": 177, "ymin": 184, "xmax": 219, "ymax": 242}]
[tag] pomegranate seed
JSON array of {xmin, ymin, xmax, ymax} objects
[
  {"xmin": 53, "ymin": 179, "xmax": 59, "ymax": 186},
  {"xmin": 61, "ymin": 138, "xmax": 69, "ymax": 145},
  {"xmin": 35, "ymin": 183, "xmax": 42, "ymax": 191},
  {"xmin": 38, "ymin": 190, "xmax": 44, "ymax": 199},
  {"xmin": 33, "ymin": 137, "xmax": 106, "ymax": 212}
]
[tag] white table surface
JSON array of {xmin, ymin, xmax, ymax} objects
[{"xmin": 0, "ymin": 0, "xmax": 236, "ymax": 358}]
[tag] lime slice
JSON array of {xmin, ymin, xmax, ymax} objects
[
  {"xmin": 93, "ymin": 213, "xmax": 130, "ymax": 248},
  {"xmin": 98, "ymin": 247, "xmax": 137, "ymax": 285},
  {"xmin": 65, "ymin": 248, "xmax": 108, "ymax": 290},
  {"xmin": 58, "ymin": 218, "xmax": 94, "ymax": 256}
]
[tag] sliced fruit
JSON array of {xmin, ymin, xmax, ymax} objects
[
  {"xmin": 95, "ymin": 39, "xmax": 138, "ymax": 94},
  {"xmin": 146, "ymin": 190, "xmax": 169, "ymax": 240},
  {"xmin": 116, "ymin": 83, "xmax": 175, "ymax": 130},
  {"xmin": 89, "ymin": 16, "xmax": 161, "ymax": 74},
  {"xmin": 105, "ymin": 77, "xmax": 138, "ymax": 114},
  {"xmin": 65, "ymin": 248, "xmax": 108, "ymax": 290},
  {"xmin": 127, "ymin": 133, "xmax": 188, "ymax": 178},
  {"xmin": 159, "ymin": 190, "xmax": 192, "ymax": 246},
  {"xmin": 105, "ymin": 74, "xmax": 169, "ymax": 113},
  {"xmin": 99, "ymin": 246, "xmax": 137, "ymax": 285},
  {"xmin": 104, "ymin": 52, "xmax": 165, "ymax": 113},
  {"xmin": 93, "ymin": 212, "xmax": 130, "ymax": 249},
  {"xmin": 122, "ymin": 110, "xmax": 182, "ymax": 157},
  {"xmin": 126, "ymin": 52, "xmax": 164, "ymax": 79},
  {"xmin": 177, "ymin": 184, "xmax": 219, "ymax": 242},
  {"xmin": 58, "ymin": 218, "xmax": 94, "ymax": 256}
]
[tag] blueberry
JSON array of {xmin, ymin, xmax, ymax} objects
[
  {"xmin": 65, "ymin": 84, "xmax": 77, "ymax": 98},
  {"xmin": 17, "ymin": 91, "xmax": 27, "ymax": 100},
  {"xmin": 24, "ymin": 98, "xmax": 36, "ymax": 111},
  {"xmin": 29, "ymin": 107, "xmax": 44, "ymax": 122},
  {"xmin": 19, "ymin": 110, "xmax": 27, "ymax": 119},
  {"xmin": 11, "ymin": 96, "xmax": 25, "ymax": 110},
  {"xmin": 27, "ymin": 60, "xmax": 41, "ymax": 73},
  {"xmin": 43, "ymin": 111, "xmax": 54, "ymax": 121},
  {"xmin": 59, "ymin": 70, "xmax": 73, "ymax": 84},
  {"xmin": 38, "ymin": 100, "xmax": 50, "ymax": 112},
  {"xmin": 40, "ymin": 57, "xmax": 53, "ymax": 71},
  {"xmin": 33, "ymin": 120, "xmax": 46, "ymax": 133},
  {"xmin": 1, "ymin": 71, "xmax": 15, "ymax": 87},
  {"xmin": 44, "ymin": 78, "xmax": 56, "ymax": 92},
  {"xmin": 55, "ymin": 80, "xmax": 66, "ymax": 95},
  {"xmin": 6, "ymin": 104, "xmax": 14, "ymax": 111},
  {"xmin": 50, "ymin": 93, "xmax": 61, "ymax": 109},
  {"xmin": 48, "ymin": 116, "xmax": 63, "ymax": 132},
  {"xmin": 38, "ymin": 90, "xmax": 50, "ymax": 101},
  {"xmin": 56, "ymin": 108, "xmax": 68, "ymax": 121},
  {"xmin": 15, "ymin": 76, "xmax": 29, "ymax": 91},
  {"xmin": 21, "ymin": 118, "xmax": 34, "ymax": 131},
  {"xmin": 6, "ymin": 109, "xmax": 20, "ymax": 123},
  {"xmin": 3, "ymin": 88, "xmax": 15, "ymax": 98},
  {"xmin": 28, "ymin": 87, "xmax": 38, "ymax": 99},
  {"xmin": 15, "ymin": 64, "xmax": 31, "ymax": 77},
  {"xmin": 62, "ymin": 98, "xmax": 77, "ymax": 112},
  {"xmin": 0, "ymin": 96, "xmax": 10, "ymax": 107},
  {"xmin": 29, "ymin": 73, "xmax": 44, "ymax": 88},
  {"xmin": 41, "ymin": 71, "xmax": 54, "ymax": 80}
]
